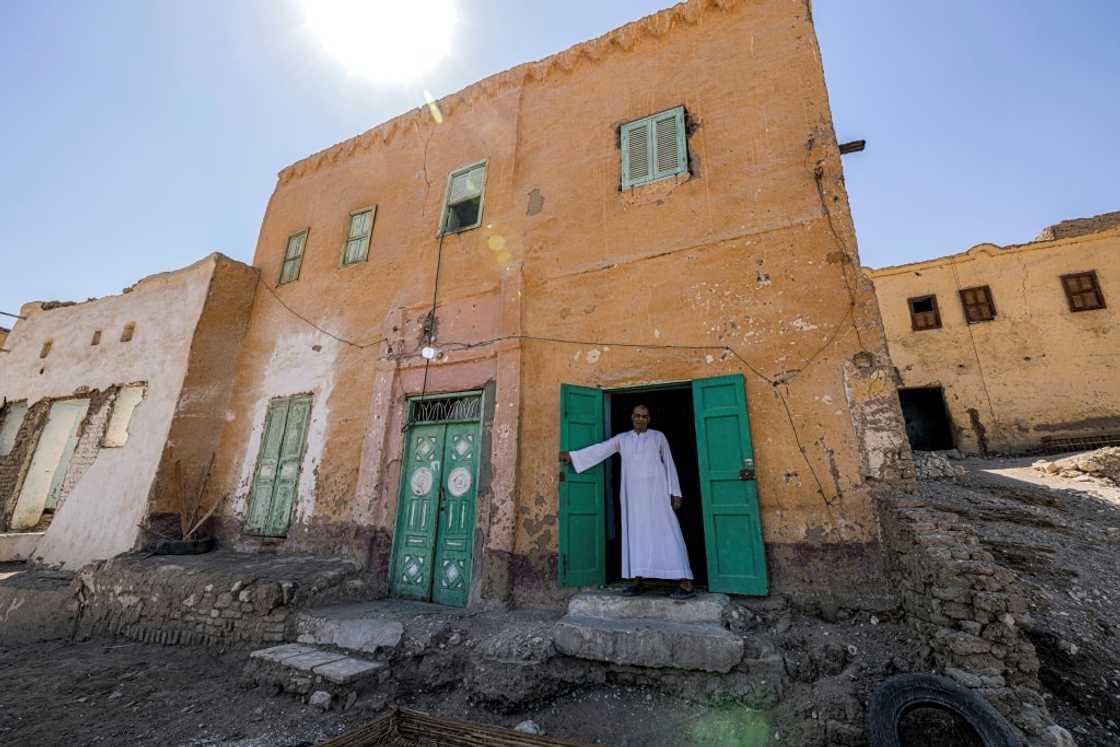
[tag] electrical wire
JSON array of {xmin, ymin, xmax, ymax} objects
[{"xmin": 256, "ymin": 275, "xmax": 382, "ymax": 350}]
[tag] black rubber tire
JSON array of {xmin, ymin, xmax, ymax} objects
[{"xmin": 866, "ymin": 673, "xmax": 1023, "ymax": 747}]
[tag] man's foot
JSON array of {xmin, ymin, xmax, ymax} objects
[
  {"xmin": 621, "ymin": 583, "xmax": 645, "ymax": 597},
  {"xmin": 669, "ymin": 586, "xmax": 696, "ymax": 600}
]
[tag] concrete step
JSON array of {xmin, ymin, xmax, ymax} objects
[
  {"xmin": 293, "ymin": 598, "xmax": 467, "ymax": 654},
  {"xmin": 567, "ymin": 590, "xmax": 730, "ymax": 625},
  {"xmin": 553, "ymin": 615, "xmax": 744, "ymax": 673},
  {"xmin": 0, "ymin": 532, "xmax": 44, "ymax": 562},
  {"xmin": 247, "ymin": 643, "xmax": 388, "ymax": 703}
]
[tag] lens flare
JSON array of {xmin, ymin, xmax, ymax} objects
[{"xmin": 302, "ymin": 0, "xmax": 457, "ymax": 85}]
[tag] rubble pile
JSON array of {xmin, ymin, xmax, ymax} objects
[
  {"xmin": 912, "ymin": 450, "xmax": 967, "ymax": 480},
  {"xmin": 1033, "ymin": 447, "xmax": 1120, "ymax": 485}
]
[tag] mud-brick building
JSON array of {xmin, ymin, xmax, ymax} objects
[
  {"xmin": 869, "ymin": 210, "xmax": 1120, "ymax": 455},
  {"xmin": 204, "ymin": 0, "xmax": 911, "ymax": 609},
  {"xmin": 0, "ymin": 254, "xmax": 256, "ymax": 567}
]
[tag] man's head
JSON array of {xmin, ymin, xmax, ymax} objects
[{"xmin": 631, "ymin": 404, "xmax": 651, "ymax": 433}]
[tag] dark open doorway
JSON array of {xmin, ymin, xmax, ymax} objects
[
  {"xmin": 605, "ymin": 385, "xmax": 708, "ymax": 588},
  {"xmin": 898, "ymin": 386, "xmax": 954, "ymax": 451}
]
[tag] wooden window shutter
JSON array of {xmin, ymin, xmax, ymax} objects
[
  {"xmin": 279, "ymin": 229, "xmax": 308, "ymax": 285},
  {"xmin": 621, "ymin": 106, "xmax": 688, "ymax": 189},
  {"xmin": 959, "ymin": 285, "xmax": 996, "ymax": 323},
  {"xmin": 1061, "ymin": 271, "xmax": 1106, "ymax": 312},
  {"xmin": 343, "ymin": 207, "xmax": 376, "ymax": 266}
]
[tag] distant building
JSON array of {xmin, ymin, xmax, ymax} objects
[
  {"xmin": 0, "ymin": 254, "xmax": 256, "ymax": 566},
  {"xmin": 868, "ymin": 211, "xmax": 1119, "ymax": 455}
]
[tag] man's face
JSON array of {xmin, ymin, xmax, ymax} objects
[{"xmin": 631, "ymin": 406, "xmax": 650, "ymax": 432}]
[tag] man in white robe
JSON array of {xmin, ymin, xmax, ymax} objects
[{"xmin": 560, "ymin": 404, "xmax": 695, "ymax": 599}]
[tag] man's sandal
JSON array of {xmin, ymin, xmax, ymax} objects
[
  {"xmin": 621, "ymin": 583, "xmax": 645, "ymax": 597},
  {"xmin": 669, "ymin": 587, "xmax": 696, "ymax": 600}
]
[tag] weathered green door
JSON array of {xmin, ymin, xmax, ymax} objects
[
  {"xmin": 391, "ymin": 395, "xmax": 482, "ymax": 607},
  {"xmin": 558, "ymin": 385, "xmax": 606, "ymax": 587},
  {"xmin": 245, "ymin": 394, "xmax": 312, "ymax": 537},
  {"xmin": 692, "ymin": 375, "xmax": 768, "ymax": 595}
]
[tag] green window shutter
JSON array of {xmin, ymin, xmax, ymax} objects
[
  {"xmin": 265, "ymin": 394, "xmax": 312, "ymax": 536},
  {"xmin": 343, "ymin": 207, "xmax": 375, "ymax": 265},
  {"xmin": 692, "ymin": 374, "xmax": 768, "ymax": 595},
  {"xmin": 558, "ymin": 384, "xmax": 606, "ymax": 587},
  {"xmin": 652, "ymin": 107, "xmax": 687, "ymax": 180},
  {"xmin": 245, "ymin": 398, "xmax": 290, "ymax": 534},
  {"xmin": 621, "ymin": 106, "xmax": 688, "ymax": 189},
  {"xmin": 621, "ymin": 119, "xmax": 652, "ymax": 189},
  {"xmin": 279, "ymin": 230, "xmax": 307, "ymax": 284}
]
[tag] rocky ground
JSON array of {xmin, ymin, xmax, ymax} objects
[
  {"xmin": 925, "ymin": 453, "xmax": 1120, "ymax": 746},
  {"xmin": 1, "ymin": 451, "xmax": 1115, "ymax": 746}
]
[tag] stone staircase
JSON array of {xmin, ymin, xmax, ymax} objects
[
  {"xmin": 246, "ymin": 642, "xmax": 388, "ymax": 706},
  {"xmin": 553, "ymin": 590, "xmax": 744, "ymax": 673}
]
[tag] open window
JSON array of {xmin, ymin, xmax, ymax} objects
[
  {"xmin": 439, "ymin": 162, "xmax": 486, "ymax": 235},
  {"xmin": 278, "ymin": 229, "xmax": 308, "ymax": 285},
  {"xmin": 908, "ymin": 294, "xmax": 942, "ymax": 331}
]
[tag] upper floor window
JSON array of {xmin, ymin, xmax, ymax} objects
[
  {"xmin": 908, "ymin": 295, "xmax": 941, "ymax": 331},
  {"xmin": 1061, "ymin": 271, "xmax": 1106, "ymax": 312},
  {"xmin": 621, "ymin": 106, "xmax": 688, "ymax": 189},
  {"xmin": 440, "ymin": 162, "xmax": 486, "ymax": 235},
  {"xmin": 959, "ymin": 285, "xmax": 996, "ymax": 323},
  {"xmin": 342, "ymin": 207, "xmax": 376, "ymax": 266},
  {"xmin": 279, "ymin": 229, "xmax": 308, "ymax": 285}
]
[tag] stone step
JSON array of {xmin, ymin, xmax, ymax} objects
[
  {"xmin": 553, "ymin": 615, "xmax": 744, "ymax": 673},
  {"xmin": 247, "ymin": 643, "xmax": 388, "ymax": 703},
  {"xmin": 567, "ymin": 590, "xmax": 730, "ymax": 626}
]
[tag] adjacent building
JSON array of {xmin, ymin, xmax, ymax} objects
[
  {"xmin": 869, "ymin": 211, "xmax": 1119, "ymax": 455},
  {"xmin": 0, "ymin": 254, "xmax": 256, "ymax": 566},
  {"xmin": 199, "ymin": 0, "xmax": 910, "ymax": 609}
]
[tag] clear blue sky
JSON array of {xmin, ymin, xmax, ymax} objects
[{"xmin": 2, "ymin": 1, "xmax": 1117, "ymax": 319}]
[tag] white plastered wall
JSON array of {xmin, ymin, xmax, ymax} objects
[{"xmin": 0, "ymin": 257, "xmax": 218, "ymax": 568}]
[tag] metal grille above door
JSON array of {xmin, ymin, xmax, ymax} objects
[{"xmin": 408, "ymin": 394, "xmax": 482, "ymax": 425}]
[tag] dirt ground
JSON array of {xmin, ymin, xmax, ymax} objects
[
  {"xmin": 0, "ymin": 610, "xmax": 921, "ymax": 747},
  {"xmin": 928, "ymin": 454, "xmax": 1120, "ymax": 746}
]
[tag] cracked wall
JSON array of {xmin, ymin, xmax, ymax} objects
[
  {"xmin": 206, "ymin": 0, "xmax": 908, "ymax": 606},
  {"xmin": 869, "ymin": 226, "xmax": 1120, "ymax": 454}
]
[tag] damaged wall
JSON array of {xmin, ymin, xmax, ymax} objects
[
  {"xmin": 205, "ymin": 0, "xmax": 911, "ymax": 606},
  {"xmin": 0, "ymin": 254, "xmax": 255, "ymax": 568},
  {"xmin": 869, "ymin": 223, "xmax": 1120, "ymax": 455}
]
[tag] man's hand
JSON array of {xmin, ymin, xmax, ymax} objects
[
  {"xmin": 671, "ymin": 495, "xmax": 682, "ymax": 511},
  {"xmin": 559, "ymin": 451, "xmax": 572, "ymax": 463}
]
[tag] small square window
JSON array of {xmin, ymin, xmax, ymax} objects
[
  {"xmin": 1060, "ymin": 271, "xmax": 1106, "ymax": 312},
  {"xmin": 440, "ymin": 162, "xmax": 486, "ymax": 235},
  {"xmin": 621, "ymin": 106, "xmax": 688, "ymax": 189},
  {"xmin": 279, "ymin": 229, "xmax": 308, "ymax": 285},
  {"xmin": 959, "ymin": 285, "xmax": 996, "ymax": 323},
  {"xmin": 91, "ymin": 330, "xmax": 102, "ymax": 346},
  {"xmin": 908, "ymin": 295, "xmax": 941, "ymax": 331},
  {"xmin": 342, "ymin": 207, "xmax": 376, "ymax": 266},
  {"xmin": 120, "ymin": 322, "xmax": 135, "ymax": 342}
]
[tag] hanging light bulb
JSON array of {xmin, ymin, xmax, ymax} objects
[{"xmin": 421, "ymin": 346, "xmax": 438, "ymax": 360}]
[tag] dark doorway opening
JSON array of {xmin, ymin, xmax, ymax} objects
[
  {"xmin": 605, "ymin": 385, "xmax": 708, "ymax": 588},
  {"xmin": 898, "ymin": 387, "xmax": 954, "ymax": 451}
]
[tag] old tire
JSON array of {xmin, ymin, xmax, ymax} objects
[
  {"xmin": 867, "ymin": 673, "xmax": 1022, "ymax": 747},
  {"xmin": 150, "ymin": 535, "xmax": 215, "ymax": 555}
]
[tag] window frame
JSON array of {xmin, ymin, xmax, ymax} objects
[
  {"xmin": 438, "ymin": 160, "xmax": 488, "ymax": 237},
  {"xmin": 620, "ymin": 105, "xmax": 689, "ymax": 190},
  {"xmin": 278, "ymin": 228, "xmax": 309, "ymax": 285},
  {"xmin": 340, "ymin": 206, "xmax": 376, "ymax": 267},
  {"xmin": 1060, "ymin": 271, "xmax": 1106, "ymax": 312},
  {"xmin": 958, "ymin": 285, "xmax": 997, "ymax": 323},
  {"xmin": 908, "ymin": 294, "xmax": 942, "ymax": 331}
]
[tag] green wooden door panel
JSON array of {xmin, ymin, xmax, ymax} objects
[
  {"xmin": 558, "ymin": 385, "xmax": 606, "ymax": 587},
  {"xmin": 391, "ymin": 424, "xmax": 446, "ymax": 601},
  {"xmin": 692, "ymin": 375, "xmax": 768, "ymax": 595},
  {"xmin": 266, "ymin": 394, "xmax": 312, "ymax": 537},
  {"xmin": 245, "ymin": 398, "xmax": 290, "ymax": 535},
  {"xmin": 432, "ymin": 422, "xmax": 480, "ymax": 607}
]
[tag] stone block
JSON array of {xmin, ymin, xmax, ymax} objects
[
  {"xmin": 552, "ymin": 616, "xmax": 743, "ymax": 673},
  {"xmin": 249, "ymin": 643, "xmax": 317, "ymax": 664},
  {"xmin": 566, "ymin": 591, "xmax": 729, "ymax": 625},
  {"xmin": 312, "ymin": 657, "xmax": 386, "ymax": 685},
  {"xmin": 284, "ymin": 650, "xmax": 349, "ymax": 672}
]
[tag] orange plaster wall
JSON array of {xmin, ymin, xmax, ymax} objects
[{"xmin": 205, "ymin": 0, "xmax": 910, "ymax": 604}]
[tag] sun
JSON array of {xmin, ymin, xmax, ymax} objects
[{"xmin": 302, "ymin": 0, "xmax": 457, "ymax": 85}]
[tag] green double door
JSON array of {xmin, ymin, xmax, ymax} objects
[
  {"xmin": 245, "ymin": 394, "xmax": 312, "ymax": 537},
  {"xmin": 559, "ymin": 374, "xmax": 768, "ymax": 596},
  {"xmin": 390, "ymin": 419, "xmax": 480, "ymax": 607}
]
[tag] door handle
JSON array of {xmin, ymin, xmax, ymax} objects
[{"xmin": 739, "ymin": 468, "xmax": 755, "ymax": 481}]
